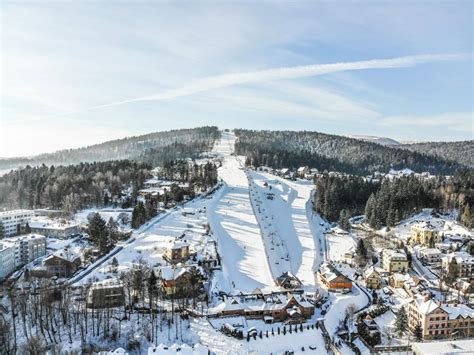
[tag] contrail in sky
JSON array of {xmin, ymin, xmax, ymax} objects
[{"xmin": 36, "ymin": 53, "xmax": 467, "ymax": 117}]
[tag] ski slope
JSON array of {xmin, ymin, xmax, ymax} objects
[
  {"xmin": 250, "ymin": 172, "xmax": 325, "ymax": 288},
  {"xmin": 207, "ymin": 132, "xmax": 275, "ymax": 293}
]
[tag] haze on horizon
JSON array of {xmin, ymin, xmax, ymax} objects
[{"xmin": 1, "ymin": 1, "xmax": 473, "ymax": 158}]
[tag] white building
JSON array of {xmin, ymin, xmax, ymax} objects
[
  {"xmin": 0, "ymin": 209, "xmax": 34, "ymax": 237},
  {"xmin": 418, "ymin": 248, "xmax": 442, "ymax": 264},
  {"xmin": 0, "ymin": 241, "xmax": 16, "ymax": 280},
  {"xmin": 4, "ymin": 234, "xmax": 47, "ymax": 266}
]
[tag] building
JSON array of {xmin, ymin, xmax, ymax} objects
[
  {"xmin": 382, "ymin": 249, "xmax": 409, "ymax": 273},
  {"xmin": 159, "ymin": 266, "xmax": 201, "ymax": 296},
  {"xmin": 419, "ymin": 248, "xmax": 442, "ymax": 264},
  {"xmin": 363, "ymin": 267, "xmax": 381, "ymax": 289},
  {"xmin": 296, "ymin": 166, "xmax": 309, "ymax": 177},
  {"xmin": 0, "ymin": 241, "xmax": 16, "ymax": 280},
  {"xmin": 318, "ymin": 263, "xmax": 352, "ymax": 292},
  {"xmin": 275, "ymin": 271, "xmax": 302, "ymax": 289},
  {"xmin": 43, "ymin": 249, "xmax": 81, "ymax": 277},
  {"xmin": 407, "ymin": 294, "xmax": 474, "ymax": 340},
  {"xmin": 441, "ymin": 252, "xmax": 474, "ymax": 278},
  {"xmin": 411, "ymin": 222, "xmax": 442, "ymax": 247},
  {"xmin": 389, "ymin": 273, "xmax": 406, "ymax": 288},
  {"xmin": 0, "ymin": 210, "xmax": 34, "ymax": 237},
  {"xmin": 4, "ymin": 234, "xmax": 46, "ymax": 266},
  {"xmin": 412, "ymin": 339, "xmax": 474, "ymax": 355},
  {"xmin": 87, "ymin": 279, "xmax": 125, "ymax": 308},
  {"xmin": 164, "ymin": 242, "xmax": 190, "ymax": 263},
  {"xmin": 29, "ymin": 219, "xmax": 79, "ymax": 239},
  {"xmin": 212, "ymin": 291, "xmax": 314, "ymax": 323}
]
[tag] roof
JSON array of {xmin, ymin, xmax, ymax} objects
[
  {"xmin": 363, "ymin": 267, "xmax": 380, "ymax": 279},
  {"xmin": 169, "ymin": 241, "xmax": 189, "ymax": 250},
  {"xmin": 44, "ymin": 249, "xmax": 80, "ymax": 263},
  {"xmin": 442, "ymin": 251, "xmax": 474, "ymax": 265},
  {"xmin": 412, "ymin": 339, "xmax": 474, "ymax": 355},
  {"xmin": 211, "ymin": 292, "xmax": 313, "ymax": 315}
]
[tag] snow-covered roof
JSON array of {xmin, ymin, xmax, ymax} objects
[
  {"xmin": 363, "ymin": 266, "xmax": 380, "ymax": 279},
  {"xmin": 441, "ymin": 303, "xmax": 474, "ymax": 320},
  {"xmin": 90, "ymin": 278, "xmax": 123, "ymax": 290},
  {"xmin": 412, "ymin": 339, "xmax": 474, "ymax": 355},
  {"xmin": 44, "ymin": 249, "xmax": 80, "ymax": 262},
  {"xmin": 211, "ymin": 292, "xmax": 312, "ymax": 314},
  {"xmin": 411, "ymin": 221, "xmax": 441, "ymax": 232},
  {"xmin": 169, "ymin": 241, "xmax": 189, "ymax": 250},
  {"xmin": 441, "ymin": 251, "xmax": 474, "ymax": 265},
  {"xmin": 419, "ymin": 247, "xmax": 441, "ymax": 256},
  {"xmin": 160, "ymin": 266, "xmax": 189, "ymax": 281}
]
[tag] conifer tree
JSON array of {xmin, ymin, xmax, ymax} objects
[{"xmin": 394, "ymin": 306, "xmax": 408, "ymax": 337}]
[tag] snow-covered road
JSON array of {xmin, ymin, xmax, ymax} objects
[{"xmin": 207, "ymin": 132, "xmax": 275, "ymax": 293}]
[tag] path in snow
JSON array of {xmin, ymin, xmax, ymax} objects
[
  {"xmin": 249, "ymin": 171, "xmax": 326, "ymax": 288},
  {"xmin": 207, "ymin": 132, "xmax": 275, "ymax": 293}
]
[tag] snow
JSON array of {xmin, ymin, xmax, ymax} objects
[
  {"xmin": 207, "ymin": 131, "xmax": 275, "ymax": 293},
  {"xmin": 326, "ymin": 231, "xmax": 356, "ymax": 261},
  {"xmin": 249, "ymin": 172, "xmax": 325, "ymax": 288},
  {"xmin": 324, "ymin": 285, "xmax": 369, "ymax": 337}
]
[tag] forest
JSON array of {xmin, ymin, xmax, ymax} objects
[
  {"xmin": 0, "ymin": 126, "xmax": 220, "ymax": 170},
  {"xmin": 400, "ymin": 140, "xmax": 474, "ymax": 168},
  {"xmin": 313, "ymin": 171, "xmax": 474, "ymax": 230},
  {"xmin": 234, "ymin": 129, "xmax": 464, "ymax": 175}
]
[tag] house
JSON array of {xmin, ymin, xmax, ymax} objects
[
  {"xmin": 318, "ymin": 263, "xmax": 352, "ymax": 292},
  {"xmin": 361, "ymin": 315, "xmax": 380, "ymax": 336},
  {"xmin": 382, "ymin": 249, "xmax": 409, "ymax": 273},
  {"xmin": 411, "ymin": 222, "xmax": 442, "ymax": 247},
  {"xmin": 275, "ymin": 271, "xmax": 302, "ymax": 289},
  {"xmin": 159, "ymin": 266, "xmax": 202, "ymax": 297},
  {"xmin": 418, "ymin": 248, "xmax": 442, "ymax": 264},
  {"xmin": 212, "ymin": 291, "xmax": 314, "ymax": 323},
  {"xmin": 43, "ymin": 249, "xmax": 81, "ymax": 277},
  {"xmin": 87, "ymin": 279, "xmax": 125, "ymax": 309},
  {"xmin": 407, "ymin": 294, "xmax": 474, "ymax": 340},
  {"xmin": 164, "ymin": 242, "xmax": 190, "ymax": 263},
  {"xmin": 441, "ymin": 251, "xmax": 474, "ymax": 278},
  {"xmin": 279, "ymin": 168, "xmax": 290, "ymax": 177},
  {"xmin": 296, "ymin": 166, "xmax": 309, "ymax": 177},
  {"xmin": 389, "ymin": 273, "xmax": 406, "ymax": 288},
  {"xmin": 363, "ymin": 267, "xmax": 381, "ymax": 289}
]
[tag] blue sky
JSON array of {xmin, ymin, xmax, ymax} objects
[{"xmin": 1, "ymin": 1, "xmax": 473, "ymax": 157}]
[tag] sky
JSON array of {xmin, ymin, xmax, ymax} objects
[{"xmin": 1, "ymin": 1, "xmax": 473, "ymax": 157}]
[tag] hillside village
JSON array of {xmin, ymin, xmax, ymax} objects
[{"xmin": 0, "ymin": 131, "xmax": 473, "ymax": 355}]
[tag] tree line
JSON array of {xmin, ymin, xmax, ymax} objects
[
  {"xmin": 0, "ymin": 126, "xmax": 220, "ymax": 170},
  {"xmin": 234, "ymin": 129, "xmax": 464, "ymax": 175}
]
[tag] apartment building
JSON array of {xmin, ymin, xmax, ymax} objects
[
  {"xmin": 441, "ymin": 251, "xmax": 474, "ymax": 278},
  {"xmin": 408, "ymin": 294, "xmax": 474, "ymax": 340},
  {"xmin": 0, "ymin": 210, "xmax": 34, "ymax": 237},
  {"xmin": 411, "ymin": 222, "xmax": 442, "ymax": 247},
  {"xmin": 4, "ymin": 234, "xmax": 47, "ymax": 267},
  {"xmin": 382, "ymin": 249, "xmax": 409, "ymax": 273},
  {"xmin": 87, "ymin": 279, "xmax": 125, "ymax": 309},
  {"xmin": 0, "ymin": 241, "xmax": 16, "ymax": 280}
]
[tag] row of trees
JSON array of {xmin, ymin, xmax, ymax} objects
[
  {"xmin": 1, "ymin": 257, "xmax": 207, "ymax": 354},
  {"xmin": 0, "ymin": 160, "xmax": 150, "ymax": 211}
]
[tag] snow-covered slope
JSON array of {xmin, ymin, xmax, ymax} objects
[
  {"xmin": 207, "ymin": 131, "xmax": 275, "ymax": 293},
  {"xmin": 249, "ymin": 172, "xmax": 326, "ymax": 288},
  {"xmin": 347, "ymin": 134, "xmax": 400, "ymax": 146}
]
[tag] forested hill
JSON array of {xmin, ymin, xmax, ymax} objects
[
  {"xmin": 234, "ymin": 129, "xmax": 465, "ymax": 175},
  {"xmin": 399, "ymin": 140, "xmax": 474, "ymax": 168},
  {"xmin": 0, "ymin": 126, "xmax": 220, "ymax": 170}
]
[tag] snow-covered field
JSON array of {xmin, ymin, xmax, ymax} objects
[
  {"xmin": 207, "ymin": 132, "xmax": 275, "ymax": 293},
  {"xmin": 326, "ymin": 229, "xmax": 356, "ymax": 261},
  {"xmin": 249, "ymin": 171, "xmax": 325, "ymax": 288}
]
